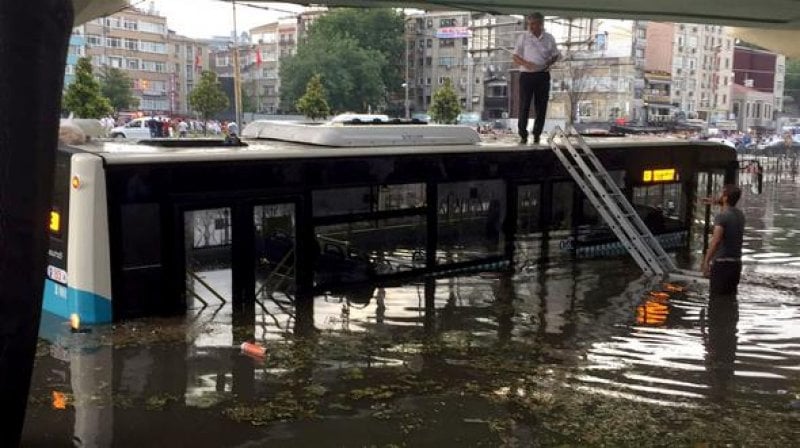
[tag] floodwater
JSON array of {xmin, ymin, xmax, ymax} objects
[{"xmin": 23, "ymin": 163, "xmax": 800, "ymax": 447}]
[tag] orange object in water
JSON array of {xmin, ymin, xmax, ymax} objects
[
  {"xmin": 649, "ymin": 291, "xmax": 670, "ymax": 300},
  {"xmin": 52, "ymin": 391, "xmax": 67, "ymax": 410},
  {"xmin": 240, "ymin": 342, "xmax": 266, "ymax": 358},
  {"xmin": 663, "ymin": 283, "xmax": 686, "ymax": 293}
]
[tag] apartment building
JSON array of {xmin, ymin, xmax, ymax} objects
[
  {"xmin": 733, "ymin": 45, "xmax": 786, "ymax": 116},
  {"xmin": 669, "ymin": 23, "xmax": 735, "ymax": 123},
  {"xmin": 168, "ymin": 32, "xmax": 211, "ymax": 115},
  {"xmin": 83, "ymin": 7, "xmax": 172, "ymax": 113},
  {"xmin": 406, "ymin": 11, "xmax": 474, "ymax": 115}
]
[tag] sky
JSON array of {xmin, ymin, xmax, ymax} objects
[{"xmin": 147, "ymin": 0, "xmax": 304, "ymax": 39}]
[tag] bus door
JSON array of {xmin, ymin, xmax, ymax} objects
[{"xmin": 178, "ymin": 200, "xmax": 299, "ymax": 318}]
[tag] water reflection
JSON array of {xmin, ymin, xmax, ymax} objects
[{"xmin": 704, "ymin": 293, "xmax": 738, "ymax": 401}]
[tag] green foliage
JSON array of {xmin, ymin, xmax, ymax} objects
[
  {"xmin": 296, "ymin": 74, "xmax": 331, "ymax": 121},
  {"xmin": 63, "ymin": 57, "xmax": 112, "ymax": 118},
  {"xmin": 189, "ymin": 71, "xmax": 229, "ymax": 125},
  {"xmin": 280, "ymin": 37, "xmax": 384, "ymax": 113},
  {"xmin": 308, "ymin": 9, "xmax": 405, "ymax": 99},
  {"xmin": 786, "ymin": 59, "xmax": 800, "ymax": 105},
  {"xmin": 242, "ymin": 80, "xmax": 259, "ymax": 114},
  {"xmin": 99, "ymin": 67, "xmax": 139, "ymax": 113},
  {"xmin": 430, "ymin": 78, "xmax": 461, "ymax": 124}
]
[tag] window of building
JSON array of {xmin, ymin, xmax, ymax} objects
[
  {"xmin": 426, "ymin": 78, "xmax": 431, "ymax": 85},
  {"xmin": 106, "ymin": 37, "xmax": 121, "ymax": 48},
  {"xmin": 108, "ymin": 56, "xmax": 123, "ymax": 68},
  {"xmin": 139, "ymin": 40, "xmax": 167, "ymax": 54},
  {"xmin": 440, "ymin": 18, "xmax": 457, "ymax": 27},
  {"xmin": 104, "ymin": 17, "xmax": 121, "ymax": 28},
  {"xmin": 425, "ymin": 56, "xmax": 432, "ymax": 65},
  {"xmin": 578, "ymin": 100, "xmax": 593, "ymax": 117},
  {"xmin": 426, "ymin": 39, "xmax": 432, "ymax": 48},
  {"xmin": 724, "ymin": 58, "xmax": 729, "ymax": 69},
  {"xmin": 440, "ymin": 39, "xmax": 455, "ymax": 48},
  {"xmin": 123, "ymin": 19, "xmax": 138, "ymax": 30},
  {"xmin": 125, "ymin": 38, "xmax": 138, "ymax": 51},
  {"xmin": 126, "ymin": 58, "xmax": 140, "ymax": 70},
  {"xmin": 439, "ymin": 56, "xmax": 456, "ymax": 66},
  {"xmin": 86, "ymin": 34, "xmax": 102, "ymax": 46},
  {"xmin": 139, "ymin": 21, "xmax": 166, "ymax": 35}
]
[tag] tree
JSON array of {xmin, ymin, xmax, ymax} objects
[
  {"xmin": 308, "ymin": 8, "xmax": 405, "ymax": 103},
  {"xmin": 99, "ymin": 66, "xmax": 139, "ymax": 113},
  {"xmin": 280, "ymin": 36, "xmax": 384, "ymax": 113},
  {"xmin": 63, "ymin": 57, "xmax": 112, "ymax": 118},
  {"xmin": 296, "ymin": 74, "xmax": 331, "ymax": 121},
  {"xmin": 189, "ymin": 70, "xmax": 229, "ymax": 134},
  {"xmin": 430, "ymin": 78, "xmax": 461, "ymax": 124},
  {"xmin": 554, "ymin": 54, "xmax": 595, "ymax": 125},
  {"xmin": 242, "ymin": 81, "xmax": 259, "ymax": 116},
  {"xmin": 786, "ymin": 59, "xmax": 800, "ymax": 108}
]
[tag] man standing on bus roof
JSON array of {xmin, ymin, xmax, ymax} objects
[
  {"xmin": 702, "ymin": 184, "xmax": 745, "ymax": 295},
  {"xmin": 513, "ymin": 12, "xmax": 560, "ymax": 145}
]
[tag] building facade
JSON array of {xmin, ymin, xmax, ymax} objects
[
  {"xmin": 669, "ymin": 23, "xmax": 734, "ymax": 124},
  {"xmin": 644, "ymin": 22, "xmax": 675, "ymax": 123},
  {"xmin": 406, "ymin": 11, "xmax": 473, "ymax": 115},
  {"xmin": 536, "ymin": 19, "xmax": 646, "ymax": 124},
  {"xmin": 83, "ymin": 7, "xmax": 173, "ymax": 113},
  {"xmin": 469, "ymin": 13, "xmax": 524, "ymax": 120},
  {"xmin": 64, "ymin": 27, "xmax": 87, "ymax": 87},
  {"xmin": 168, "ymin": 32, "xmax": 211, "ymax": 115},
  {"xmin": 732, "ymin": 83, "xmax": 776, "ymax": 132},
  {"xmin": 733, "ymin": 45, "xmax": 786, "ymax": 117}
]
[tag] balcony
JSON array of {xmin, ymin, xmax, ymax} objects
[{"xmin": 644, "ymin": 94, "xmax": 671, "ymax": 104}]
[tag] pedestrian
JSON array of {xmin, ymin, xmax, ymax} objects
[
  {"xmin": 147, "ymin": 117, "xmax": 158, "ymax": 138},
  {"xmin": 178, "ymin": 120, "xmax": 189, "ymax": 138},
  {"xmin": 513, "ymin": 12, "xmax": 560, "ymax": 145},
  {"xmin": 227, "ymin": 121, "xmax": 239, "ymax": 137},
  {"xmin": 701, "ymin": 184, "xmax": 745, "ymax": 295}
]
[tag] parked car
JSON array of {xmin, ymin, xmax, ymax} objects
[{"xmin": 109, "ymin": 117, "xmax": 166, "ymax": 139}]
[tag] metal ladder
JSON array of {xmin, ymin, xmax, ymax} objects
[{"xmin": 548, "ymin": 126, "xmax": 680, "ymax": 277}]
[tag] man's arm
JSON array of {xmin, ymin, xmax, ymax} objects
[
  {"xmin": 702, "ymin": 225, "xmax": 724, "ymax": 276},
  {"xmin": 513, "ymin": 53, "xmax": 537, "ymax": 71}
]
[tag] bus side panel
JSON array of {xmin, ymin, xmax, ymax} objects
[
  {"xmin": 66, "ymin": 154, "xmax": 113, "ymax": 324},
  {"xmin": 43, "ymin": 149, "xmax": 72, "ymax": 321}
]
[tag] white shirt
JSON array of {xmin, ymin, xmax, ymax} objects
[{"xmin": 514, "ymin": 31, "xmax": 560, "ymax": 72}]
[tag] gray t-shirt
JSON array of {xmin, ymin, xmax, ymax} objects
[{"xmin": 713, "ymin": 207, "xmax": 745, "ymax": 259}]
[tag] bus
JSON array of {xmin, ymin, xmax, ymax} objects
[{"xmin": 43, "ymin": 121, "xmax": 742, "ymax": 325}]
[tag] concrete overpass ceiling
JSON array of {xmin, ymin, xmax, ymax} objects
[
  {"xmin": 236, "ymin": 0, "xmax": 800, "ymax": 29},
  {"xmin": 73, "ymin": 0, "xmax": 800, "ymax": 56}
]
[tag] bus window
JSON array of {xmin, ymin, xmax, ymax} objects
[
  {"xmin": 517, "ymin": 184, "xmax": 541, "ymax": 234},
  {"xmin": 438, "ymin": 180, "xmax": 506, "ymax": 261},
  {"xmin": 551, "ymin": 182, "xmax": 573, "ymax": 231}
]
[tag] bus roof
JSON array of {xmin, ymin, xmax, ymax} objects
[{"xmin": 72, "ymin": 137, "xmax": 734, "ymax": 165}]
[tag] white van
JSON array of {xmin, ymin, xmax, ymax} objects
[{"xmin": 109, "ymin": 117, "xmax": 166, "ymax": 139}]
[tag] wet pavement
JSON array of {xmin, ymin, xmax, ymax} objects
[{"xmin": 22, "ymin": 164, "xmax": 800, "ymax": 447}]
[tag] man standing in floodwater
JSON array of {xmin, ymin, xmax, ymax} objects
[{"xmin": 702, "ymin": 184, "xmax": 745, "ymax": 294}]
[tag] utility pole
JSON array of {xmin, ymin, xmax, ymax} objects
[
  {"xmin": 232, "ymin": 0, "xmax": 243, "ymax": 127},
  {"xmin": 405, "ymin": 24, "xmax": 411, "ymax": 119}
]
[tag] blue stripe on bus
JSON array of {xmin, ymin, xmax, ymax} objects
[{"xmin": 42, "ymin": 279, "xmax": 112, "ymax": 324}]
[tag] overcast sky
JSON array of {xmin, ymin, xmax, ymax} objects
[{"xmin": 147, "ymin": 0, "xmax": 304, "ymax": 39}]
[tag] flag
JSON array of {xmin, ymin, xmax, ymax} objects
[
  {"xmin": 255, "ymin": 48, "xmax": 262, "ymax": 67},
  {"xmin": 195, "ymin": 54, "xmax": 202, "ymax": 73}
]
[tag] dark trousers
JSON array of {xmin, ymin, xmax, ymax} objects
[
  {"xmin": 518, "ymin": 71, "xmax": 551, "ymax": 139},
  {"xmin": 710, "ymin": 261, "xmax": 742, "ymax": 296}
]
